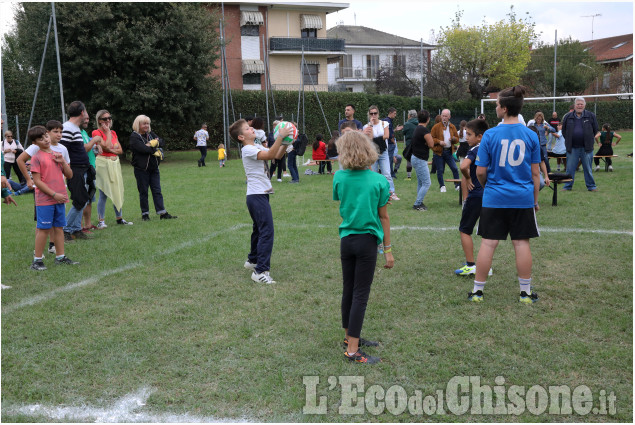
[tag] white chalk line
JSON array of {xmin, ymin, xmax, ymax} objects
[
  {"xmin": 2, "ymin": 224, "xmax": 250, "ymax": 314},
  {"xmin": 2, "ymin": 386, "xmax": 251, "ymax": 423}
]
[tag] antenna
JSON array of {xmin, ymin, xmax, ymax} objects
[
  {"xmin": 581, "ymin": 14, "xmax": 602, "ymax": 42},
  {"xmin": 354, "ymin": 12, "xmax": 356, "ymax": 26}
]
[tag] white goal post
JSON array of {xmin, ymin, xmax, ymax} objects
[{"xmin": 481, "ymin": 93, "xmax": 634, "ymax": 114}]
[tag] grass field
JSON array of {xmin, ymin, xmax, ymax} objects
[{"xmin": 1, "ymin": 132, "xmax": 633, "ymax": 422}]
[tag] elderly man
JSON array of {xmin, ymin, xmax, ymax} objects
[
  {"xmin": 561, "ymin": 97, "xmax": 600, "ymax": 191},
  {"xmin": 401, "ymin": 110, "xmax": 418, "ymax": 180},
  {"xmin": 430, "ymin": 109, "xmax": 460, "ymax": 192}
]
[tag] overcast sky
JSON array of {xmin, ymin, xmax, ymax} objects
[{"xmin": 1, "ymin": 1, "xmax": 632, "ymax": 45}]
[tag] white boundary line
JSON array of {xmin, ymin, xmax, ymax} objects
[{"xmin": 3, "ymin": 222, "xmax": 630, "ymax": 314}]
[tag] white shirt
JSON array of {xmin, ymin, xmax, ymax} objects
[
  {"xmin": 253, "ymin": 129, "xmax": 267, "ymax": 146},
  {"xmin": 363, "ymin": 120, "xmax": 389, "ymax": 139},
  {"xmin": 26, "ymin": 143, "xmax": 71, "ymax": 165},
  {"xmin": 194, "ymin": 129, "xmax": 209, "ymax": 147},
  {"xmin": 442, "ymin": 124, "xmax": 451, "ymax": 147},
  {"xmin": 241, "ymin": 144, "xmax": 272, "ymax": 195},
  {"xmin": 2, "ymin": 139, "xmax": 24, "ymax": 163},
  {"xmin": 499, "ymin": 113, "xmax": 526, "ymax": 126}
]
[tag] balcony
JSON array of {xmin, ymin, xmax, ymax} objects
[
  {"xmin": 335, "ymin": 66, "xmax": 377, "ymax": 82},
  {"xmin": 269, "ymin": 37, "xmax": 345, "ymax": 55}
]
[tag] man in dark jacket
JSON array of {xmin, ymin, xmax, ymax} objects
[
  {"xmin": 561, "ymin": 97, "xmax": 600, "ymax": 191},
  {"xmin": 401, "ymin": 110, "xmax": 418, "ymax": 180}
]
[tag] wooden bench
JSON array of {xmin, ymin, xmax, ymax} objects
[
  {"xmin": 445, "ymin": 179, "xmax": 463, "ymax": 206},
  {"xmin": 593, "ymin": 155, "xmax": 618, "ymax": 172}
]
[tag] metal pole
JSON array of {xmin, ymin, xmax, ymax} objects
[
  {"xmin": 301, "ymin": 47, "xmax": 305, "ymax": 134},
  {"xmin": 220, "ymin": 14, "xmax": 227, "ymax": 154},
  {"xmin": 15, "ymin": 116, "xmax": 20, "ymax": 144},
  {"xmin": 553, "ymin": 30, "xmax": 557, "ymax": 111},
  {"xmin": 26, "ymin": 14, "xmax": 53, "ymax": 145},
  {"xmin": 262, "ymin": 35, "xmax": 270, "ymax": 133},
  {"xmin": 420, "ymin": 39, "xmax": 424, "ymax": 110},
  {"xmin": 51, "ymin": 2, "xmax": 65, "ymax": 122},
  {"xmin": 0, "ymin": 60, "xmax": 6, "ymax": 129}
]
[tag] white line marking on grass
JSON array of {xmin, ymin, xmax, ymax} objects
[
  {"xmin": 3, "ymin": 224, "xmax": 251, "ymax": 314},
  {"xmin": 2, "ymin": 387, "xmax": 251, "ymax": 423},
  {"xmin": 390, "ymin": 225, "xmax": 632, "ymax": 235}
]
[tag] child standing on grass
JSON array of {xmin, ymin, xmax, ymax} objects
[
  {"xmin": 594, "ymin": 123, "xmax": 621, "ymax": 172},
  {"xmin": 333, "ymin": 130, "xmax": 394, "ymax": 364},
  {"xmin": 28, "ymin": 126, "xmax": 78, "ymax": 271},
  {"xmin": 218, "ymin": 143, "xmax": 226, "ymax": 167},
  {"xmin": 454, "ymin": 118, "xmax": 493, "ymax": 277},
  {"xmin": 312, "ymin": 134, "xmax": 329, "ymax": 174},
  {"xmin": 472, "ymin": 86, "xmax": 541, "ymax": 304},
  {"xmin": 230, "ymin": 118, "xmax": 290, "ymax": 284}
]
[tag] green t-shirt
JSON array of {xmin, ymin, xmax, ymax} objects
[
  {"xmin": 333, "ymin": 169, "xmax": 390, "ymax": 244},
  {"xmin": 81, "ymin": 129, "xmax": 95, "ymax": 167}
]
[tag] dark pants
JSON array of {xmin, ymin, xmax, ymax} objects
[
  {"xmin": 540, "ymin": 145, "xmax": 551, "ymax": 172},
  {"xmin": 317, "ymin": 160, "xmax": 331, "ymax": 174},
  {"xmin": 287, "ymin": 151, "xmax": 299, "ymax": 182},
  {"xmin": 134, "ymin": 167, "xmax": 166, "ymax": 216},
  {"xmin": 198, "ymin": 147, "xmax": 207, "ymax": 165},
  {"xmin": 340, "ymin": 233, "xmax": 378, "ymax": 339},
  {"xmin": 387, "ymin": 142, "xmax": 396, "ymax": 176},
  {"xmin": 594, "ymin": 145, "xmax": 613, "ymax": 166},
  {"xmin": 269, "ymin": 157, "xmax": 286, "ymax": 179},
  {"xmin": 246, "ymin": 194, "xmax": 274, "ymax": 274},
  {"xmin": 433, "ymin": 149, "xmax": 460, "ymax": 188},
  {"xmin": 3, "ymin": 161, "xmax": 25, "ymax": 183}
]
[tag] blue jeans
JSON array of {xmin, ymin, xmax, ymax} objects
[
  {"xmin": 133, "ymin": 168, "xmax": 166, "ymax": 216},
  {"xmin": 64, "ymin": 171, "xmax": 88, "ymax": 234},
  {"xmin": 371, "ymin": 150, "xmax": 395, "ymax": 193},
  {"xmin": 387, "ymin": 142, "xmax": 396, "ymax": 176},
  {"xmin": 198, "ymin": 146, "xmax": 207, "ymax": 165},
  {"xmin": 411, "ymin": 155, "xmax": 431, "ymax": 205},
  {"xmin": 433, "ymin": 149, "xmax": 460, "ymax": 188},
  {"xmin": 564, "ymin": 148, "xmax": 596, "ymax": 190},
  {"xmin": 287, "ymin": 150, "xmax": 299, "ymax": 182},
  {"xmin": 97, "ymin": 189, "xmax": 122, "ymax": 220},
  {"xmin": 540, "ymin": 144, "xmax": 551, "ymax": 173},
  {"xmin": 246, "ymin": 194, "xmax": 274, "ymax": 273}
]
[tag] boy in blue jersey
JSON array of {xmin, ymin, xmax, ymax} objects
[
  {"xmin": 454, "ymin": 118, "xmax": 491, "ymax": 277},
  {"xmin": 471, "ymin": 86, "xmax": 542, "ymax": 304}
]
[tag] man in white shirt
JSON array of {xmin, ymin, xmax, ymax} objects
[{"xmin": 193, "ymin": 123, "xmax": 209, "ymax": 167}]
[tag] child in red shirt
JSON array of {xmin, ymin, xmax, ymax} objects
[
  {"xmin": 312, "ymin": 134, "xmax": 329, "ymax": 174},
  {"xmin": 29, "ymin": 125, "xmax": 77, "ymax": 271}
]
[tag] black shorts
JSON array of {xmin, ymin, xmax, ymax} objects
[
  {"xmin": 477, "ymin": 207, "xmax": 539, "ymax": 240},
  {"xmin": 457, "ymin": 143, "xmax": 469, "ymax": 158},
  {"xmin": 459, "ymin": 196, "xmax": 482, "ymax": 235},
  {"xmin": 547, "ymin": 152, "xmax": 566, "ymax": 158}
]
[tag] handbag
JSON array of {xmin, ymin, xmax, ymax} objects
[{"xmin": 402, "ymin": 143, "xmax": 413, "ymax": 161}]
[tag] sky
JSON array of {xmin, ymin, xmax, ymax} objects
[{"xmin": 0, "ymin": 0, "xmax": 632, "ymax": 45}]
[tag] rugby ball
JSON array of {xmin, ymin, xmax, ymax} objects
[{"xmin": 273, "ymin": 121, "xmax": 298, "ymax": 145}]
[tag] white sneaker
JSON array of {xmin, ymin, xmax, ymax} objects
[
  {"xmin": 48, "ymin": 245, "xmax": 56, "ymax": 254},
  {"xmin": 455, "ymin": 185, "xmax": 460, "ymax": 191},
  {"xmin": 244, "ymin": 261, "xmax": 257, "ymax": 271},
  {"xmin": 277, "ymin": 178, "xmax": 282, "ymax": 182},
  {"xmin": 283, "ymin": 173, "xmax": 291, "ymax": 178},
  {"xmin": 594, "ymin": 166, "xmax": 600, "ymax": 172},
  {"xmin": 389, "ymin": 193, "xmax": 400, "ymax": 201},
  {"xmin": 608, "ymin": 165, "xmax": 613, "ymax": 172},
  {"xmin": 97, "ymin": 221, "xmax": 108, "ymax": 229},
  {"xmin": 251, "ymin": 271, "xmax": 276, "ymax": 284},
  {"xmin": 440, "ymin": 186, "xmax": 447, "ymax": 193},
  {"xmin": 117, "ymin": 219, "xmax": 133, "ymax": 225}
]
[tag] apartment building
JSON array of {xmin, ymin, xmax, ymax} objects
[{"xmin": 209, "ymin": 2, "xmax": 348, "ymax": 91}]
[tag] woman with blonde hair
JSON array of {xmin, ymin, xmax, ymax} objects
[
  {"xmin": 362, "ymin": 105, "xmax": 399, "ymax": 201},
  {"xmin": 92, "ymin": 110, "xmax": 132, "ymax": 228},
  {"xmin": 532, "ymin": 111, "xmax": 556, "ymax": 172},
  {"xmin": 333, "ymin": 130, "xmax": 394, "ymax": 365},
  {"xmin": 129, "ymin": 115, "xmax": 176, "ymax": 221}
]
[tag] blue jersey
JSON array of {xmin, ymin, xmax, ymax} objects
[
  {"xmin": 465, "ymin": 145, "xmax": 483, "ymax": 199},
  {"xmin": 475, "ymin": 123, "xmax": 541, "ymax": 208}
]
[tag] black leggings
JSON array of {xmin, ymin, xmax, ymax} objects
[
  {"xmin": 341, "ymin": 233, "xmax": 378, "ymax": 339},
  {"xmin": 3, "ymin": 161, "xmax": 25, "ymax": 183},
  {"xmin": 318, "ymin": 161, "xmax": 332, "ymax": 174},
  {"xmin": 594, "ymin": 145, "xmax": 613, "ymax": 166}
]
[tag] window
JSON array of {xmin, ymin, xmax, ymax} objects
[
  {"xmin": 302, "ymin": 64, "xmax": 319, "ymax": 86},
  {"xmin": 393, "ymin": 55, "xmax": 406, "ymax": 69},
  {"xmin": 611, "ymin": 41, "xmax": 628, "ymax": 50},
  {"xmin": 243, "ymin": 73, "xmax": 261, "ymax": 85},
  {"xmin": 366, "ymin": 55, "xmax": 379, "ymax": 78},
  {"xmin": 602, "ymin": 72, "xmax": 611, "ymax": 89},
  {"xmin": 339, "ymin": 55, "xmax": 352, "ymax": 78},
  {"xmin": 241, "ymin": 25, "xmax": 259, "ymax": 36},
  {"xmin": 301, "ymin": 28, "xmax": 317, "ymax": 39}
]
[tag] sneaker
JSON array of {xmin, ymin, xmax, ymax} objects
[
  {"xmin": 251, "ymin": 271, "xmax": 276, "ymax": 284},
  {"xmin": 389, "ymin": 193, "xmax": 400, "ymax": 201},
  {"xmin": 289, "ymin": 180, "xmax": 299, "ymax": 184},
  {"xmin": 608, "ymin": 165, "xmax": 613, "ymax": 172},
  {"xmin": 244, "ymin": 261, "xmax": 257, "ymax": 271},
  {"xmin": 277, "ymin": 178, "xmax": 282, "ymax": 182},
  {"xmin": 344, "ymin": 350, "xmax": 381, "ymax": 364},
  {"xmin": 97, "ymin": 221, "xmax": 108, "ymax": 229},
  {"xmin": 519, "ymin": 291, "xmax": 539, "ymax": 304},
  {"xmin": 404, "ymin": 176, "xmax": 411, "ymax": 181},
  {"xmin": 142, "ymin": 215, "xmax": 150, "ymax": 221},
  {"xmin": 48, "ymin": 244, "xmax": 56, "ymax": 254},
  {"xmin": 55, "ymin": 256, "xmax": 79, "ymax": 265},
  {"xmin": 117, "ymin": 219, "xmax": 133, "ymax": 225},
  {"xmin": 440, "ymin": 186, "xmax": 447, "ymax": 193},
  {"xmin": 344, "ymin": 337, "xmax": 379, "ymax": 348},
  {"xmin": 455, "ymin": 185, "xmax": 460, "ymax": 191},
  {"xmin": 30, "ymin": 260, "xmax": 47, "ymax": 271},
  {"xmin": 594, "ymin": 165, "xmax": 600, "ymax": 172},
  {"xmin": 455, "ymin": 264, "xmax": 476, "ymax": 276},
  {"xmin": 72, "ymin": 231, "xmax": 92, "ymax": 240},
  {"xmin": 64, "ymin": 232, "xmax": 75, "ymax": 242},
  {"xmin": 467, "ymin": 290, "xmax": 484, "ymax": 302},
  {"xmin": 283, "ymin": 173, "xmax": 291, "ymax": 178},
  {"xmin": 160, "ymin": 212, "xmax": 177, "ymax": 220},
  {"xmin": 412, "ymin": 204, "xmax": 427, "ymax": 211}
]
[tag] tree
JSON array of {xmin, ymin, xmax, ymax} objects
[
  {"xmin": 521, "ymin": 37, "xmax": 600, "ymax": 96},
  {"xmin": 434, "ymin": 7, "xmax": 538, "ymax": 99},
  {"xmin": 2, "ymin": 2, "xmax": 220, "ymax": 148}
]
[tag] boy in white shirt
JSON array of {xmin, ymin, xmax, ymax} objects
[{"xmin": 229, "ymin": 119, "xmax": 291, "ymax": 284}]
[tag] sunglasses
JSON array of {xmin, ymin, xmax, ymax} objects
[
  {"xmin": 100, "ymin": 116, "xmax": 112, "ymax": 121},
  {"xmin": 369, "ymin": 112, "xmax": 378, "ymax": 115}
]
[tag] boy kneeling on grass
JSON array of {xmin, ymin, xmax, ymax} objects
[
  {"xmin": 471, "ymin": 86, "xmax": 541, "ymax": 304},
  {"xmin": 229, "ymin": 118, "xmax": 291, "ymax": 284},
  {"xmin": 28, "ymin": 126, "xmax": 78, "ymax": 271}
]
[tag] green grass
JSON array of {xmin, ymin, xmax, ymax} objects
[{"xmin": 2, "ymin": 133, "xmax": 633, "ymax": 422}]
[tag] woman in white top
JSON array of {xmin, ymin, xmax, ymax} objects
[
  {"xmin": 3, "ymin": 130, "xmax": 26, "ymax": 183},
  {"xmin": 362, "ymin": 105, "xmax": 398, "ymax": 200}
]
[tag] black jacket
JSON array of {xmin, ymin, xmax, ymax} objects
[
  {"xmin": 561, "ymin": 110, "xmax": 599, "ymax": 153},
  {"xmin": 129, "ymin": 131, "xmax": 163, "ymax": 171}
]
